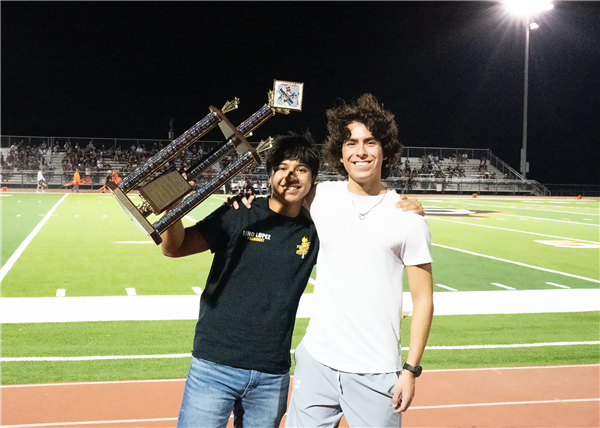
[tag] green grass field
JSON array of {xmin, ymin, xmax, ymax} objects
[{"xmin": 1, "ymin": 191, "xmax": 599, "ymax": 384}]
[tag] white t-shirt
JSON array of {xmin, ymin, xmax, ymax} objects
[
  {"xmin": 37, "ymin": 171, "xmax": 44, "ymax": 181},
  {"xmin": 302, "ymin": 181, "xmax": 433, "ymax": 373}
]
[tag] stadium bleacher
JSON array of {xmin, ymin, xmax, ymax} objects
[{"xmin": 0, "ymin": 138, "xmax": 550, "ymax": 195}]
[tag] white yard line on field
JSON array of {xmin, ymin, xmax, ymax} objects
[
  {"xmin": 458, "ymin": 202, "xmax": 600, "ymax": 217},
  {"xmin": 500, "ymin": 213, "xmax": 599, "ymax": 226},
  {"xmin": 436, "ymin": 284, "xmax": 457, "ymax": 291},
  {"xmin": 492, "ymin": 283, "xmax": 516, "ymax": 290},
  {"xmin": 428, "ymin": 217, "xmax": 599, "ymax": 244},
  {"xmin": 0, "ymin": 194, "xmax": 68, "ymax": 282},
  {"xmin": 433, "ymin": 243, "xmax": 600, "ymax": 283}
]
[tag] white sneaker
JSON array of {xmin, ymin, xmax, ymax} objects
[{"xmin": 36, "ymin": 191, "xmax": 40, "ymax": 193}]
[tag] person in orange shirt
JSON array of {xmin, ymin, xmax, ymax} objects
[{"xmin": 72, "ymin": 170, "xmax": 80, "ymax": 193}]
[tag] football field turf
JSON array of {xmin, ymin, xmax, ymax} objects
[{"xmin": 1, "ymin": 191, "xmax": 598, "ymax": 384}]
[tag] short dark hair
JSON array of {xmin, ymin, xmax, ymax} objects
[
  {"xmin": 324, "ymin": 93, "xmax": 402, "ymax": 179},
  {"xmin": 265, "ymin": 131, "xmax": 320, "ymax": 183}
]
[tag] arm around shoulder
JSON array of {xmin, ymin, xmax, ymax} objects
[{"xmin": 395, "ymin": 195, "xmax": 425, "ymax": 217}]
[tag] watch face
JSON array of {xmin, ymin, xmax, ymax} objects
[{"xmin": 414, "ymin": 366, "xmax": 423, "ymax": 377}]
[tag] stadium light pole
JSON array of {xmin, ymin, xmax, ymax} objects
[{"xmin": 504, "ymin": 1, "xmax": 553, "ymax": 179}]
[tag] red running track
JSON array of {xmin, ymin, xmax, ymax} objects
[{"xmin": 1, "ymin": 365, "xmax": 598, "ymax": 427}]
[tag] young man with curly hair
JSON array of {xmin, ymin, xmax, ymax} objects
[{"xmin": 286, "ymin": 94, "xmax": 434, "ymax": 427}]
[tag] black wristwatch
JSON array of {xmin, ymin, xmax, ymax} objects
[{"xmin": 403, "ymin": 363, "xmax": 422, "ymax": 377}]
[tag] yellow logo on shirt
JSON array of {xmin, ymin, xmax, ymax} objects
[{"xmin": 296, "ymin": 237, "xmax": 311, "ymax": 259}]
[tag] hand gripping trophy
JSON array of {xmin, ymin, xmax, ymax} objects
[{"xmin": 108, "ymin": 80, "xmax": 304, "ymax": 244}]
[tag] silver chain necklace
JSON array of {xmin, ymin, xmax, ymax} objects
[{"xmin": 350, "ymin": 190, "xmax": 388, "ymax": 220}]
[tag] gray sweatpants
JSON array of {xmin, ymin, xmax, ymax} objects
[{"xmin": 286, "ymin": 342, "xmax": 402, "ymax": 428}]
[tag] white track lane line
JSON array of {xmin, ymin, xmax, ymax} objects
[
  {"xmin": 3, "ymin": 364, "xmax": 597, "ymax": 388},
  {"xmin": 6, "ymin": 401, "xmax": 600, "ymax": 427},
  {"xmin": 410, "ymin": 397, "xmax": 600, "ymax": 410}
]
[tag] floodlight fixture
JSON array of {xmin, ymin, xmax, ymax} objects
[
  {"xmin": 504, "ymin": 1, "xmax": 553, "ymax": 17},
  {"xmin": 529, "ymin": 22, "xmax": 540, "ymax": 30}
]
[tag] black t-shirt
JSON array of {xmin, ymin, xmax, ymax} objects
[{"xmin": 192, "ymin": 197, "xmax": 319, "ymax": 374}]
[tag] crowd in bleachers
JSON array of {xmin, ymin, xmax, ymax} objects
[
  {"xmin": 391, "ymin": 153, "xmax": 466, "ymax": 179},
  {"xmin": 2, "ymin": 139, "xmax": 503, "ymax": 189},
  {"xmin": 1, "ymin": 140, "xmax": 47, "ymax": 171},
  {"xmin": 387, "ymin": 152, "xmax": 499, "ymax": 182},
  {"xmin": 1, "ymin": 138, "xmax": 269, "ymax": 178}
]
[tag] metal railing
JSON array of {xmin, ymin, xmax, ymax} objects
[
  {"xmin": 1, "ymin": 167, "xmax": 552, "ymax": 196},
  {"xmin": 1, "ymin": 134, "xmax": 553, "ymax": 195},
  {"xmin": 543, "ymin": 184, "xmax": 600, "ymax": 197}
]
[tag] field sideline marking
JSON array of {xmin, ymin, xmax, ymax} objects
[
  {"xmin": 428, "ymin": 217, "xmax": 599, "ymax": 244},
  {"xmin": 433, "ymin": 243, "xmax": 600, "ymax": 283},
  {"xmin": 3, "ymin": 342, "xmax": 598, "ymax": 362},
  {"xmin": 0, "ymin": 194, "xmax": 68, "ymax": 282}
]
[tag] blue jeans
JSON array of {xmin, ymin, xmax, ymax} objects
[{"xmin": 178, "ymin": 357, "xmax": 289, "ymax": 428}]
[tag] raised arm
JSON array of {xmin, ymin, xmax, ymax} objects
[
  {"xmin": 161, "ymin": 219, "xmax": 210, "ymax": 258},
  {"xmin": 392, "ymin": 262, "xmax": 434, "ymax": 413}
]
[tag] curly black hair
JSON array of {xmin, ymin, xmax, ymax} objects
[
  {"xmin": 265, "ymin": 130, "xmax": 320, "ymax": 183},
  {"xmin": 324, "ymin": 93, "xmax": 402, "ymax": 179}
]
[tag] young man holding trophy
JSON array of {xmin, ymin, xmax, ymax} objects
[{"xmin": 161, "ymin": 132, "xmax": 321, "ymax": 428}]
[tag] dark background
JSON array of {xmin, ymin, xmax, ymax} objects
[{"xmin": 2, "ymin": 2, "xmax": 598, "ymax": 185}]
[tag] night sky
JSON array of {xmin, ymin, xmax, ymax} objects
[{"xmin": 2, "ymin": 2, "xmax": 599, "ymax": 185}]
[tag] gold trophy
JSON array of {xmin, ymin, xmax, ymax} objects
[{"xmin": 108, "ymin": 80, "xmax": 304, "ymax": 244}]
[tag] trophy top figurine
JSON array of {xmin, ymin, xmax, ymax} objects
[{"xmin": 271, "ymin": 80, "xmax": 304, "ymax": 112}]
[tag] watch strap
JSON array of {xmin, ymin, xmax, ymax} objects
[{"xmin": 402, "ymin": 362, "xmax": 422, "ymax": 377}]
